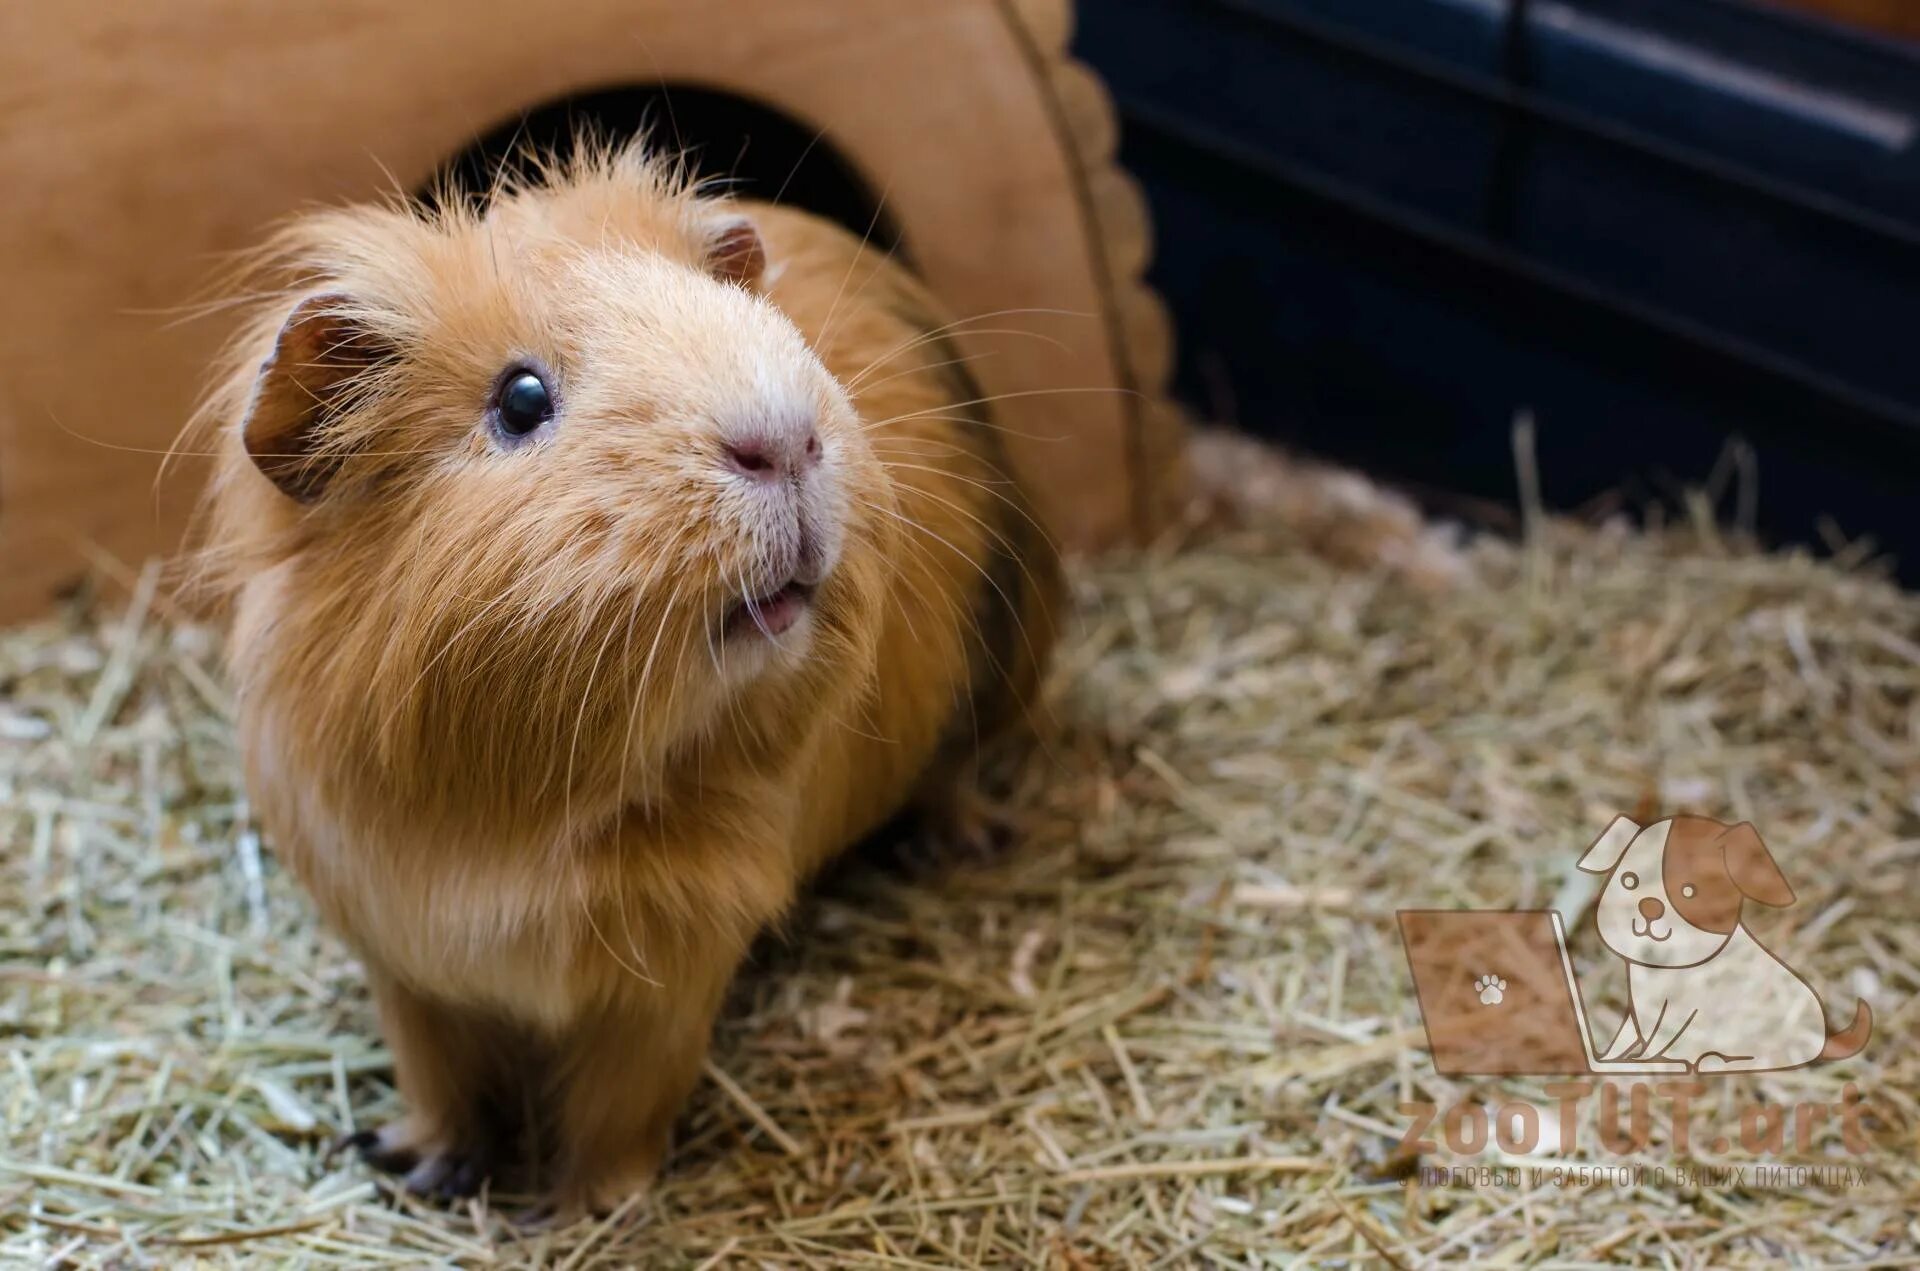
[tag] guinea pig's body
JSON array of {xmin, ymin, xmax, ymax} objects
[{"xmin": 199, "ymin": 148, "xmax": 1058, "ymax": 1210}]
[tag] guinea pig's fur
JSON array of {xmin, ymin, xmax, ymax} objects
[{"xmin": 195, "ymin": 143, "xmax": 1060, "ymax": 1211}]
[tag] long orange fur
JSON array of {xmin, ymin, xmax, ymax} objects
[{"xmin": 195, "ymin": 144, "xmax": 1060, "ymax": 1211}]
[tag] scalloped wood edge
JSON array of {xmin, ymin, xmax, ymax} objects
[{"xmin": 997, "ymin": 0, "xmax": 1191, "ymax": 535}]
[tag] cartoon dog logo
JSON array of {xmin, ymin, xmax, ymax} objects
[
  {"xmin": 1399, "ymin": 813, "xmax": 1872, "ymax": 1076},
  {"xmin": 1579, "ymin": 814, "xmax": 1871, "ymax": 1073}
]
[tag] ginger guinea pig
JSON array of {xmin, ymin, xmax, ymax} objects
[{"xmin": 196, "ymin": 144, "xmax": 1060, "ymax": 1212}]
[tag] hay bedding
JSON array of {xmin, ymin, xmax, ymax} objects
[{"xmin": 2, "ymin": 505, "xmax": 1917, "ymax": 1267}]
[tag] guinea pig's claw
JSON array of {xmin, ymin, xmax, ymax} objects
[
  {"xmin": 325, "ymin": 1128, "xmax": 371, "ymax": 1166},
  {"xmin": 332, "ymin": 1123, "xmax": 434, "ymax": 1180},
  {"xmin": 957, "ymin": 801, "xmax": 1022, "ymax": 856},
  {"xmin": 328, "ymin": 1127, "xmax": 413, "ymax": 1173},
  {"xmin": 401, "ymin": 1150, "xmax": 490, "ymax": 1200},
  {"xmin": 510, "ymin": 1201, "xmax": 563, "ymax": 1231},
  {"xmin": 929, "ymin": 791, "xmax": 1024, "ymax": 861},
  {"xmin": 333, "ymin": 1121, "xmax": 497, "ymax": 1204}
]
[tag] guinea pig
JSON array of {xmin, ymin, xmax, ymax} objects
[{"xmin": 194, "ymin": 142, "xmax": 1061, "ymax": 1213}]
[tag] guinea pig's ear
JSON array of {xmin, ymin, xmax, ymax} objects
[
  {"xmin": 1719, "ymin": 821, "xmax": 1796, "ymax": 907},
  {"xmin": 241, "ymin": 293, "xmax": 389, "ymax": 502},
  {"xmin": 1578, "ymin": 814, "xmax": 1640, "ymax": 873},
  {"xmin": 703, "ymin": 213, "xmax": 766, "ymax": 289}
]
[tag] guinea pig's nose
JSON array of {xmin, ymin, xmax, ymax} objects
[
  {"xmin": 724, "ymin": 424, "xmax": 821, "ymax": 482},
  {"xmin": 1638, "ymin": 897, "xmax": 1665, "ymax": 921}
]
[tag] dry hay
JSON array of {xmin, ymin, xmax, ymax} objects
[{"xmin": 3, "ymin": 496, "xmax": 1918, "ymax": 1267}]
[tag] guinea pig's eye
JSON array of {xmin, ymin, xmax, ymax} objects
[
  {"xmin": 1621, "ymin": 871, "xmax": 1639, "ymax": 890},
  {"xmin": 494, "ymin": 369, "xmax": 555, "ymax": 438},
  {"xmin": 1682, "ymin": 884, "xmax": 1696, "ymax": 898}
]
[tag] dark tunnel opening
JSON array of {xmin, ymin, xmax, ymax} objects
[{"xmin": 427, "ymin": 83, "xmax": 905, "ymax": 258}]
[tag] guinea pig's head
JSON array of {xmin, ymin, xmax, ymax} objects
[{"xmin": 204, "ymin": 149, "xmax": 895, "ymax": 827}]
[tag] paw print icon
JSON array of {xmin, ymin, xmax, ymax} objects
[{"xmin": 1474, "ymin": 974, "xmax": 1507, "ymax": 1006}]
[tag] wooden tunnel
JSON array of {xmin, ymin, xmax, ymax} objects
[{"xmin": 0, "ymin": 0, "xmax": 1183, "ymax": 621}]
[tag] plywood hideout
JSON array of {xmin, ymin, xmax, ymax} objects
[{"xmin": 0, "ymin": 0, "xmax": 1182, "ymax": 621}]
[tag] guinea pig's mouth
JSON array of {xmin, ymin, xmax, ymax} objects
[{"xmin": 725, "ymin": 579, "xmax": 815, "ymax": 640}]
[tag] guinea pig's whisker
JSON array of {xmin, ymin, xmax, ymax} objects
[
  {"xmin": 743, "ymin": 583, "xmax": 776, "ymax": 641},
  {"xmin": 876, "ymin": 500, "xmax": 1066, "ymax": 754},
  {"xmin": 853, "ymin": 499, "xmax": 980, "ymax": 630},
  {"xmin": 821, "ymin": 260, "xmax": 913, "ymax": 371},
  {"xmin": 767, "ymin": 123, "xmax": 830, "ymax": 211},
  {"xmin": 874, "ymin": 478, "xmax": 1059, "ymax": 631},
  {"xmin": 602, "ymin": 591, "xmax": 656, "ymax": 998},
  {"xmin": 856, "ymin": 496, "xmax": 1042, "ymax": 705},
  {"xmin": 572, "ymin": 859, "xmax": 663, "ymax": 990},
  {"xmin": 870, "ymin": 459, "xmax": 1061, "ymax": 557},
  {"xmin": 813, "ymin": 182, "xmax": 898, "ymax": 357},
  {"xmin": 830, "ymin": 700, "xmax": 898, "ymax": 747},
  {"xmin": 846, "ymin": 352, "xmax": 998, "ymax": 401},
  {"xmin": 863, "ymin": 435, "xmax": 977, "ymax": 458},
  {"xmin": 839, "ymin": 309, "xmax": 1091, "ymax": 392},
  {"xmin": 133, "ymin": 287, "xmax": 295, "ymax": 328},
  {"xmin": 52, "ymin": 417, "xmax": 446, "ymax": 463},
  {"xmin": 840, "ymin": 321, "xmax": 1071, "ymax": 393},
  {"xmin": 609, "ymin": 589, "xmax": 646, "ymax": 808},
  {"xmin": 562, "ymin": 608, "xmax": 625, "ymax": 834},
  {"xmin": 871, "ymin": 453, "xmax": 1026, "ymax": 500},
  {"xmin": 702, "ymin": 606, "xmax": 725, "ymax": 681},
  {"xmin": 719, "ymin": 578, "xmax": 760, "ymax": 742},
  {"xmin": 376, "ymin": 586, "xmax": 521, "ymax": 738},
  {"xmin": 855, "ymin": 386, "xmax": 1147, "ymax": 441},
  {"xmin": 871, "ymin": 470, "xmax": 1041, "ymax": 578},
  {"xmin": 855, "ymin": 410, "xmax": 1066, "ymax": 447},
  {"xmin": 440, "ymin": 549, "xmax": 626, "ymax": 713},
  {"xmin": 552, "ymin": 588, "xmax": 664, "ymax": 990},
  {"xmin": 821, "ymin": 187, "xmax": 900, "ymax": 327}
]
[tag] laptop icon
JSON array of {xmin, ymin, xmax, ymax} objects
[{"xmin": 1398, "ymin": 909, "xmax": 1688, "ymax": 1076}]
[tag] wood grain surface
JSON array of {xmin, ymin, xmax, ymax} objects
[{"xmin": 0, "ymin": 1, "xmax": 1179, "ymax": 620}]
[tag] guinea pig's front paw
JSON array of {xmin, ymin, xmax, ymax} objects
[
  {"xmin": 896, "ymin": 785, "xmax": 1025, "ymax": 875},
  {"xmin": 332, "ymin": 1122, "xmax": 420, "ymax": 1175},
  {"xmin": 551, "ymin": 1132, "xmax": 670, "ymax": 1221},
  {"xmin": 398, "ymin": 1146, "xmax": 496, "ymax": 1200},
  {"xmin": 336, "ymin": 1121, "xmax": 495, "ymax": 1200},
  {"xmin": 553, "ymin": 1162, "xmax": 661, "ymax": 1222}
]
